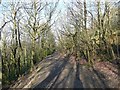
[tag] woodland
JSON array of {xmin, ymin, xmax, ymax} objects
[{"xmin": 0, "ymin": 0, "xmax": 120, "ymax": 88}]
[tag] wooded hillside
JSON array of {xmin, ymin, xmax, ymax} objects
[{"xmin": 0, "ymin": 0, "xmax": 120, "ymax": 89}]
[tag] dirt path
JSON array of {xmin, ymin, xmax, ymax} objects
[{"xmin": 10, "ymin": 52, "xmax": 119, "ymax": 88}]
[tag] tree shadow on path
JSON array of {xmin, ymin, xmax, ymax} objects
[
  {"xmin": 34, "ymin": 55, "xmax": 70, "ymax": 88},
  {"xmin": 73, "ymin": 61, "xmax": 84, "ymax": 89}
]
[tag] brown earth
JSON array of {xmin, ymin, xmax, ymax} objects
[{"xmin": 8, "ymin": 52, "xmax": 119, "ymax": 89}]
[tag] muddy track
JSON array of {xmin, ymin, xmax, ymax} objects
[{"xmin": 10, "ymin": 52, "xmax": 119, "ymax": 89}]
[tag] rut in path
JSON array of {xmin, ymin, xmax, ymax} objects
[{"xmin": 11, "ymin": 52, "xmax": 119, "ymax": 88}]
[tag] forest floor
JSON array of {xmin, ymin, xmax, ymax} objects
[{"xmin": 10, "ymin": 52, "xmax": 119, "ymax": 88}]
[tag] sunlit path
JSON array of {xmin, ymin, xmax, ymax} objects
[{"xmin": 10, "ymin": 52, "xmax": 119, "ymax": 88}]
